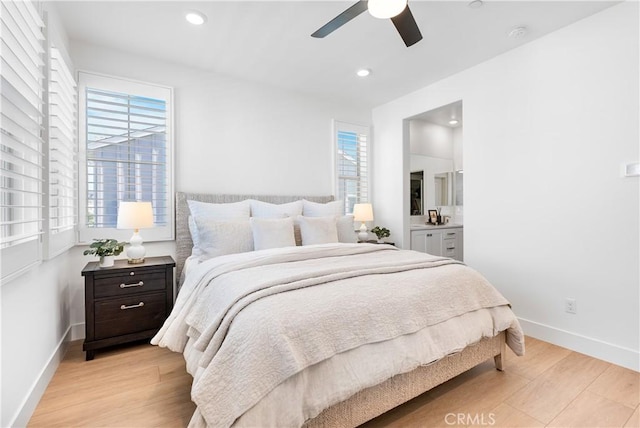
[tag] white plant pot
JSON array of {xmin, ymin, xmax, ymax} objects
[{"xmin": 99, "ymin": 255, "xmax": 115, "ymax": 268}]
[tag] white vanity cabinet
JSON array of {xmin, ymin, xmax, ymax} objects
[{"xmin": 410, "ymin": 226, "xmax": 463, "ymax": 261}]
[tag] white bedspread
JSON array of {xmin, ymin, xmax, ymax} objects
[{"xmin": 152, "ymin": 243, "xmax": 524, "ymax": 427}]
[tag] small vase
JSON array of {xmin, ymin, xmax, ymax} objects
[
  {"xmin": 377, "ymin": 238, "xmax": 384, "ymax": 243},
  {"xmin": 99, "ymin": 255, "xmax": 115, "ymax": 268}
]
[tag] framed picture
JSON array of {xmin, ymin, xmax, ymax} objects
[{"xmin": 428, "ymin": 210, "xmax": 438, "ymax": 224}]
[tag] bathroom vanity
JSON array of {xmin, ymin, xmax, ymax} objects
[{"xmin": 410, "ymin": 224, "xmax": 463, "ymax": 261}]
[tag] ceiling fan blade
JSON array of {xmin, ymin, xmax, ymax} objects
[
  {"xmin": 311, "ymin": 0, "xmax": 369, "ymax": 38},
  {"xmin": 390, "ymin": 5, "xmax": 422, "ymax": 47}
]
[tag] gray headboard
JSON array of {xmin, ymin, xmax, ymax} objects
[{"xmin": 175, "ymin": 192, "xmax": 334, "ymax": 285}]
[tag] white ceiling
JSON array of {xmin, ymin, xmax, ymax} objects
[{"xmin": 54, "ymin": 0, "xmax": 617, "ymax": 109}]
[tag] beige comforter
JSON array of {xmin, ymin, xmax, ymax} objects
[{"xmin": 152, "ymin": 243, "xmax": 524, "ymax": 427}]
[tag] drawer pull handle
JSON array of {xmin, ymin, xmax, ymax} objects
[
  {"xmin": 120, "ymin": 302, "xmax": 144, "ymax": 310},
  {"xmin": 120, "ymin": 281, "xmax": 144, "ymax": 288},
  {"xmin": 447, "ymin": 246, "xmax": 455, "ymax": 250},
  {"xmin": 446, "ymin": 233, "xmax": 456, "ymax": 236},
  {"xmin": 129, "ymin": 272, "xmax": 135, "ymax": 276}
]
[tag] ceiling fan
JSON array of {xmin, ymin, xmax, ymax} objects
[{"xmin": 311, "ymin": 0, "xmax": 422, "ymax": 47}]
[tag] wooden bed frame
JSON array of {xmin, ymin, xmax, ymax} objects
[{"xmin": 174, "ymin": 192, "xmax": 506, "ymax": 427}]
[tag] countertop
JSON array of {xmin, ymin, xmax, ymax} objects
[{"xmin": 410, "ymin": 223, "xmax": 463, "ymax": 230}]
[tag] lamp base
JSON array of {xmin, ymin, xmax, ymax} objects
[
  {"xmin": 126, "ymin": 230, "xmax": 146, "ymax": 265},
  {"xmin": 358, "ymin": 222, "xmax": 369, "ymax": 241}
]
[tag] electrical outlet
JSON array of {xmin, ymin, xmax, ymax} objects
[{"xmin": 565, "ymin": 298, "xmax": 577, "ymax": 314}]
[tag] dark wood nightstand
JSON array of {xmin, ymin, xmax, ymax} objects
[
  {"xmin": 358, "ymin": 240, "xmax": 395, "ymax": 246},
  {"xmin": 81, "ymin": 256, "xmax": 175, "ymax": 360}
]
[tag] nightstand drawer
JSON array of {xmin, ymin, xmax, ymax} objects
[
  {"xmin": 94, "ymin": 270, "xmax": 167, "ymax": 298},
  {"xmin": 94, "ymin": 292, "xmax": 167, "ymax": 340}
]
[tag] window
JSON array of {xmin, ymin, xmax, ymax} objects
[
  {"xmin": 1, "ymin": 0, "xmax": 46, "ymax": 281},
  {"xmin": 45, "ymin": 46, "xmax": 77, "ymax": 257},
  {"xmin": 78, "ymin": 72, "xmax": 174, "ymax": 243},
  {"xmin": 334, "ymin": 121, "xmax": 369, "ymax": 214}
]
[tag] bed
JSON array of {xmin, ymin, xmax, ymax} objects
[{"xmin": 152, "ymin": 192, "xmax": 524, "ymax": 427}]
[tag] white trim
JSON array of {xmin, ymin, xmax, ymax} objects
[
  {"xmin": 518, "ymin": 317, "xmax": 639, "ymax": 371},
  {"xmin": 8, "ymin": 326, "xmax": 72, "ymax": 428}
]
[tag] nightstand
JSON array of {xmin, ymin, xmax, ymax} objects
[{"xmin": 81, "ymin": 256, "xmax": 175, "ymax": 360}]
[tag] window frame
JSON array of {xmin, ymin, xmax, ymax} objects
[
  {"xmin": 77, "ymin": 71, "xmax": 175, "ymax": 244},
  {"xmin": 333, "ymin": 120, "xmax": 371, "ymax": 215}
]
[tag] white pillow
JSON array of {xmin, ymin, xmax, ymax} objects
[
  {"xmin": 250, "ymin": 217, "xmax": 296, "ymax": 250},
  {"xmin": 336, "ymin": 215, "xmax": 358, "ymax": 243},
  {"xmin": 297, "ymin": 216, "xmax": 339, "ymax": 245},
  {"xmin": 188, "ymin": 200, "xmax": 251, "ymax": 256},
  {"xmin": 250, "ymin": 200, "xmax": 303, "ymax": 218},
  {"xmin": 188, "ymin": 216, "xmax": 202, "ymax": 257},
  {"xmin": 188, "ymin": 199, "xmax": 250, "ymax": 221},
  {"xmin": 194, "ymin": 218, "xmax": 254, "ymax": 261},
  {"xmin": 302, "ymin": 199, "xmax": 343, "ymax": 217}
]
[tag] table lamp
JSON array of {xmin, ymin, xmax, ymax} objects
[
  {"xmin": 117, "ymin": 201, "xmax": 154, "ymax": 264},
  {"xmin": 353, "ymin": 203, "xmax": 374, "ymax": 241}
]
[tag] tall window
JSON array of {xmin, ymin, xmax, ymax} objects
[
  {"xmin": 334, "ymin": 121, "xmax": 369, "ymax": 214},
  {"xmin": 78, "ymin": 72, "xmax": 173, "ymax": 243},
  {"xmin": 1, "ymin": 0, "xmax": 46, "ymax": 281}
]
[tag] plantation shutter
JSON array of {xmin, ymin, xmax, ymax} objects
[
  {"xmin": 335, "ymin": 121, "xmax": 369, "ymax": 215},
  {"xmin": 78, "ymin": 72, "xmax": 174, "ymax": 243},
  {"xmin": 1, "ymin": 0, "xmax": 46, "ymax": 280},
  {"xmin": 45, "ymin": 45, "xmax": 77, "ymax": 256}
]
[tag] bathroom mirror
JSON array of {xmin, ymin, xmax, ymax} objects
[{"xmin": 408, "ymin": 100, "xmax": 463, "ymax": 217}]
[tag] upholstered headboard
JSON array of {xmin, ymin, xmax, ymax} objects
[{"xmin": 175, "ymin": 192, "xmax": 334, "ymax": 285}]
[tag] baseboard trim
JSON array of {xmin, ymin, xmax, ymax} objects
[
  {"xmin": 10, "ymin": 325, "xmax": 73, "ymax": 427},
  {"xmin": 518, "ymin": 317, "xmax": 639, "ymax": 372},
  {"xmin": 71, "ymin": 322, "xmax": 85, "ymax": 341}
]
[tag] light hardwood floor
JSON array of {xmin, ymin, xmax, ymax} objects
[{"xmin": 29, "ymin": 337, "xmax": 639, "ymax": 427}]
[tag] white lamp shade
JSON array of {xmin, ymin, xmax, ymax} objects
[
  {"xmin": 353, "ymin": 203, "xmax": 374, "ymax": 222},
  {"xmin": 368, "ymin": 0, "xmax": 407, "ymax": 19},
  {"xmin": 117, "ymin": 201, "xmax": 154, "ymax": 230}
]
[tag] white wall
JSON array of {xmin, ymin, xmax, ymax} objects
[
  {"xmin": 373, "ymin": 2, "xmax": 639, "ymax": 370},
  {"xmin": 409, "ymin": 120, "xmax": 453, "ymax": 159}
]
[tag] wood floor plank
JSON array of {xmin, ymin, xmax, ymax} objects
[
  {"xmin": 468, "ymin": 403, "xmax": 544, "ymax": 428},
  {"xmin": 547, "ymin": 390, "xmax": 635, "ymax": 428},
  {"xmin": 588, "ymin": 364, "xmax": 640, "ymax": 409},
  {"xmin": 624, "ymin": 406, "xmax": 639, "ymax": 428},
  {"xmin": 505, "ymin": 351, "xmax": 610, "ymax": 423}
]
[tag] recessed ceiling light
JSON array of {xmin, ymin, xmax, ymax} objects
[
  {"xmin": 508, "ymin": 26, "xmax": 528, "ymax": 39},
  {"xmin": 356, "ymin": 69, "xmax": 371, "ymax": 77},
  {"xmin": 468, "ymin": 0, "xmax": 483, "ymax": 9},
  {"xmin": 449, "ymin": 119, "xmax": 459, "ymax": 125},
  {"xmin": 186, "ymin": 11, "xmax": 207, "ymax": 26}
]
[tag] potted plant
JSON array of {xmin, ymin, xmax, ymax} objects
[
  {"xmin": 371, "ymin": 226, "xmax": 390, "ymax": 243},
  {"xmin": 83, "ymin": 239, "xmax": 126, "ymax": 268}
]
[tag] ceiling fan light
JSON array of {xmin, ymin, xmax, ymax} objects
[
  {"xmin": 368, "ymin": 0, "xmax": 408, "ymax": 19},
  {"xmin": 185, "ymin": 11, "xmax": 207, "ymax": 26}
]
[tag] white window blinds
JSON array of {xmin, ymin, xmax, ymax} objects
[
  {"xmin": 78, "ymin": 72, "xmax": 174, "ymax": 243},
  {"xmin": 335, "ymin": 121, "xmax": 369, "ymax": 215},
  {"xmin": 1, "ymin": 0, "xmax": 45, "ymax": 280},
  {"xmin": 45, "ymin": 45, "xmax": 77, "ymax": 256}
]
